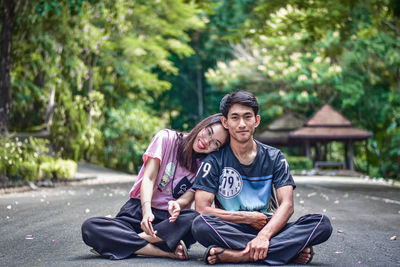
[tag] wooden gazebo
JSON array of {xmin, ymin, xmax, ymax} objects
[
  {"xmin": 289, "ymin": 104, "xmax": 372, "ymax": 170},
  {"xmin": 256, "ymin": 112, "xmax": 307, "ymax": 146}
]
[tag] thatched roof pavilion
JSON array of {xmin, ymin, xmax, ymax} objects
[
  {"xmin": 289, "ymin": 104, "xmax": 372, "ymax": 170},
  {"xmin": 256, "ymin": 112, "xmax": 307, "ymax": 146}
]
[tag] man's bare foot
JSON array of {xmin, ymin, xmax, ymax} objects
[
  {"xmin": 204, "ymin": 246, "xmax": 250, "ymax": 264},
  {"xmin": 294, "ymin": 247, "xmax": 314, "ymax": 264},
  {"xmin": 206, "ymin": 246, "xmax": 225, "ymax": 264}
]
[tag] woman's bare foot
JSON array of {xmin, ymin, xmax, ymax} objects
[
  {"xmin": 135, "ymin": 242, "xmax": 187, "ymax": 260},
  {"xmin": 174, "ymin": 243, "xmax": 188, "ymax": 260},
  {"xmin": 138, "ymin": 231, "xmax": 162, "ymax": 243},
  {"xmin": 294, "ymin": 247, "xmax": 313, "ymax": 264}
]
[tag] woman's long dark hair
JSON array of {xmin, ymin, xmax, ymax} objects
[{"xmin": 176, "ymin": 113, "xmax": 225, "ymax": 173}]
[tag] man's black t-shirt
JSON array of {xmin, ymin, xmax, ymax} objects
[{"xmin": 193, "ymin": 139, "xmax": 296, "ymax": 216}]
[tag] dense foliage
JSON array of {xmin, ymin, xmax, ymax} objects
[
  {"xmin": 1, "ymin": 0, "xmax": 399, "ymax": 180},
  {"xmin": 206, "ymin": 0, "xmax": 400, "ymax": 178},
  {"xmin": 2, "ymin": 0, "xmax": 203, "ymax": 176},
  {"xmin": 0, "ymin": 135, "xmax": 77, "ymax": 183}
]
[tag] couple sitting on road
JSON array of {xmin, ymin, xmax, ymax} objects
[{"xmin": 81, "ymin": 90, "xmax": 332, "ymax": 265}]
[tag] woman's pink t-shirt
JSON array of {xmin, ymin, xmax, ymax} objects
[{"xmin": 129, "ymin": 129, "xmax": 197, "ymax": 210}]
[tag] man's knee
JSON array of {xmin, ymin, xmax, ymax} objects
[
  {"xmin": 307, "ymin": 214, "xmax": 333, "ymax": 244},
  {"xmin": 319, "ymin": 215, "xmax": 333, "ymax": 239},
  {"xmin": 191, "ymin": 214, "xmax": 215, "ymax": 243}
]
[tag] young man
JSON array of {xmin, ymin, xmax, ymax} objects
[{"xmin": 191, "ymin": 91, "xmax": 332, "ymax": 265}]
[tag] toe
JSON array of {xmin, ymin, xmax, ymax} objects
[
  {"xmin": 294, "ymin": 248, "xmax": 312, "ymax": 264},
  {"xmin": 174, "ymin": 245, "xmax": 185, "ymax": 260},
  {"xmin": 207, "ymin": 248, "xmax": 220, "ymax": 264},
  {"xmin": 207, "ymin": 254, "xmax": 217, "ymax": 265},
  {"xmin": 209, "ymin": 247, "xmax": 216, "ymax": 256}
]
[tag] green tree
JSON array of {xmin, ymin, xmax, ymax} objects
[
  {"xmin": 206, "ymin": 0, "xmax": 400, "ymax": 178},
  {"xmin": 0, "ymin": 0, "xmax": 15, "ymax": 134},
  {"xmin": 5, "ymin": 0, "xmax": 205, "ymax": 172},
  {"xmin": 157, "ymin": 0, "xmax": 257, "ymax": 131}
]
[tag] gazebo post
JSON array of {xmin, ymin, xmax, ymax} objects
[
  {"xmin": 305, "ymin": 140, "xmax": 311, "ymax": 159},
  {"xmin": 344, "ymin": 141, "xmax": 348, "ymax": 169},
  {"xmin": 366, "ymin": 140, "xmax": 369, "ymax": 174},
  {"xmin": 349, "ymin": 140, "xmax": 354, "ymax": 171}
]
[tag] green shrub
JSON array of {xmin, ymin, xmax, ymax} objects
[
  {"xmin": 0, "ymin": 161, "xmax": 4, "ymax": 175},
  {"xmin": 0, "ymin": 135, "xmax": 50, "ymax": 178},
  {"xmin": 39, "ymin": 158, "xmax": 77, "ymax": 179},
  {"xmin": 1, "ymin": 135, "xmax": 79, "ymax": 182},
  {"xmin": 103, "ymin": 104, "xmax": 167, "ymax": 173},
  {"xmin": 39, "ymin": 161, "xmax": 55, "ymax": 179},
  {"xmin": 54, "ymin": 159, "xmax": 77, "ymax": 179},
  {"xmin": 287, "ymin": 156, "xmax": 313, "ymax": 170},
  {"xmin": 50, "ymin": 90, "xmax": 105, "ymax": 163},
  {"xmin": 0, "ymin": 135, "xmax": 23, "ymax": 176},
  {"xmin": 14, "ymin": 161, "xmax": 39, "ymax": 181},
  {"xmin": 354, "ymin": 156, "xmax": 381, "ymax": 178}
]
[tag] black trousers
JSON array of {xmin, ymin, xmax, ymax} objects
[
  {"xmin": 192, "ymin": 213, "xmax": 332, "ymax": 265},
  {"xmin": 81, "ymin": 198, "xmax": 198, "ymax": 260}
]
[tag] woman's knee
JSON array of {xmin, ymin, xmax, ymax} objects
[
  {"xmin": 81, "ymin": 217, "xmax": 103, "ymax": 244},
  {"xmin": 179, "ymin": 209, "xmax": 199, "ymax": 221},
  {"xmin": 82, "ymin": 218, "xmax": 93, "ymax": 233}
]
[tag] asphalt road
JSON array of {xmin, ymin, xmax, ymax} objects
[{"xmin": 1, "ymin": 175, "xmax": 399, "ymax": 267}]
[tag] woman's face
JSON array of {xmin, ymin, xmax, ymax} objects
[{"xmin": 193, "ymin": 123, "xmax": 228, "ymax": 154}]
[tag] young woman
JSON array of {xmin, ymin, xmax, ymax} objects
[{"xmin": 81, "ymin": 114, "xmax": 228, "ymax": 260}]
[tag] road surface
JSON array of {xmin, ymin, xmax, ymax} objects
[{"xmin": 1, "ymin": 166, "xmax": 399, "ymax": 266}]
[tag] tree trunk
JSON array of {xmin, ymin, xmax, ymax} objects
[
  {"xmin": 45, "ymin": 85, "xmax": 56, "ymax": 131},
  {"xmin": 87, "ymin": 54, "xmax": 98, "ymax": 128},
  {"xmin": 193, "ymin": 32, "xmax": 203, "ymax": 119},
  {"xmin": 0, "ymin": 0, "xmax": 15, "ymax": 135},
  {"xmin": 196, "ymin": 63, "xmax": 204, "ymax": 119}
]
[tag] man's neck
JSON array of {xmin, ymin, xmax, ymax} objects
[{"xmin": 230, "ymin": 138, "xmax": 257, "ymax": 165}]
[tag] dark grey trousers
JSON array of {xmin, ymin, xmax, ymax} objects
[
  {"xmin": 192, "ymin": 213, "xmax": 332, "ymax": 265},
  {"xmin": 81, "ymin": 198, "xmax": 198, "ymax": 260}
]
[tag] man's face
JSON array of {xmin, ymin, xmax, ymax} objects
[{"xmin": 221, "ymin": 103, "xmax": 260, "ymax": 143}]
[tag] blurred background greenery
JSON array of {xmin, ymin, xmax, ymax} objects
[{"xmin": 0, "ymin": 0, "xmax": 399, "ymax": 182}]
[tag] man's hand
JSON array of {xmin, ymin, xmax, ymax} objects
[
  {"xmin": 245, "ymin": 211, "xmax": 268, "ymax": 230},
  {"xmin": 141, "ymin": 211, "xmax": 157, "ymax": 237},
  {"xmin": 168, "ymin": 200, "xmax": 181, "ymax": 222},
  {"xmin": 242, "ymin": 235, "xmax": 270, "ymax": 261}
]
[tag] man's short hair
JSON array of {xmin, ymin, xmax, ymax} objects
[{"xmin": 219, "ymin": 90, "xmax": 259, "ymax": 117}]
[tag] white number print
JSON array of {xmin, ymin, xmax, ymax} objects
[
  {"xmin": 281, "ymin": 158, "xmax": 288, "ymax": 173},
  {"xmin": 218, "ymin": 167, "xmax": 242, "ymax": 198},
  {"xmin": 199, "ymin": 162, "xmax": 211, "ymax": 178}
]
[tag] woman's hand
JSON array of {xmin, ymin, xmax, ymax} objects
[
  {"xmin": 139, "ymin": 158, "xmax": 160, "ymax": 237},
  {"xmin": 168, "ymin": 200, "xmax": 181, "ymax": 222},
  {"xmin": 141, "ymin": 210, "xmax": 157, "ymax": 237}
]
